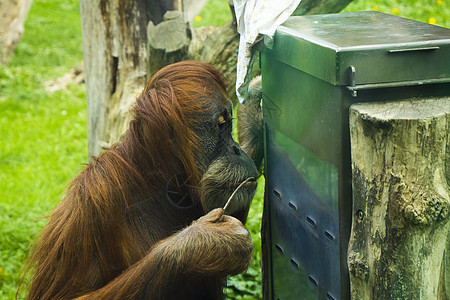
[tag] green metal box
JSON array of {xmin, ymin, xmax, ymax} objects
[{"xmin": 260, "ymin": 11, "xmax": 450, "ymax": 300}]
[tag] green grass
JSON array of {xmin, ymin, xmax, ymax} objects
[
  {"xmin": 343, "ymin": 0, "xmax": 449, "ymax": 27},
  {"xmin": 193, "ymin": 0, "xmax": 233, "ymax": 28},
  {"xmin": 194, "ymin": 0, "xmax": 450, "ymax": 28},
  {"xmin": 0, "ymin": 0, "xmax": 86, "ymax": 298},
  {"xmin": 0, "ymin": 0, "xmax": 448, "ymax": 299}
]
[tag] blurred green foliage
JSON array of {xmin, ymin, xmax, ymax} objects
[
  {"xmin": 0, "ymin": 0, "xmax": 87, "ymax": 298},
  {"xmin": 194, "ymin": 0, "xmax": 449, "ymax": 28},
  {"xmin": 343, "ymin": 0, "xmax": 449, "ymax": 27}
]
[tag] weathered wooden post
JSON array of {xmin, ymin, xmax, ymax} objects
[{"xmin": 348, "ymin": 99, "xmax": 450, "ymax": 299}]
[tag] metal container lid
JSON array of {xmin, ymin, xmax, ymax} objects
[{"xmin": 262, "ymin": 11, "xmax": 450, "ymax": 86}]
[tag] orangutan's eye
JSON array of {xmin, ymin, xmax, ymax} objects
[
  {"xmin": 218, "ymin": 115, "xmax": 233, "ymax": 134},
  {"xmin": 218, "ymin": 115, "xmax": 226, "ymax": 126}
]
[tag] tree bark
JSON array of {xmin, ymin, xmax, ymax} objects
[
  {"xmin": 0, "ymin": 0, "xmax": 33, "ymax": 64},
  {"xmin": 81, "ymin": 0, "xmax": 353, "ymax": 157},
  {"xmin": 80, "ymin": 0, "xmax": 151, "ymax": 156},
  {"xmin": 347, "ymin": 98, "xmax": 450, "ymax": 299}
]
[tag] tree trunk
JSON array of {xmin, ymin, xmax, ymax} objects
[
  {"xmin": 80, "ymin": 0, "xmax": 153, "ymax": 156},
  {"xmin": 347, "ymin": 98, "xmax": 450, "ymax": 299},
  {"xmin": 0, "ymin": 0, "xmax": 33, "ymax": 64},
  {"xmin": 81, "ymin": 0, "xmax": 353, "ymax": 156}
]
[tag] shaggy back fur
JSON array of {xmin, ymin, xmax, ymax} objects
[{"xmin": 25, "ymin": 61, "xmax": 231, "ymax": 299}]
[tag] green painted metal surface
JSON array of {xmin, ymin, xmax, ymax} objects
[
  {"xmin": 261, "ymin": 11, "xmax": 450, "ymax": 300},
  {"xmin": 261, "ymin": 11, "xmax": 450, "ymax": 86}
]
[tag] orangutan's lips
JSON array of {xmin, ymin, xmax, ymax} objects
[
  {"xmin": 223, "ymin": 177, "xmax": 257, "ymax": 211},
  {"xmin": 232, "ymin": 177, "xmax": 257, "ymax": 189},
  {"xmin": 243, "ymin": 177, "xmax": 257, "ymax": 189}
]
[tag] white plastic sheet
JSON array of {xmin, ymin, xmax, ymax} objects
[{"xmin": 233, "ymin": 0, "xmax": 301, "ymax": 103}]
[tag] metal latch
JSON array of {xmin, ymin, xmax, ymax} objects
[{"xmin": 348, "ymin": 66, "xmax": 357, "ymax": 97}]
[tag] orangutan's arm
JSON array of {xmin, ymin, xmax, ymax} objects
[{"xmin": 76, "ymin": 209, "xmax": 253, "ymax": 300}]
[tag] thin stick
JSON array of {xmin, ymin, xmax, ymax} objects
[{"xmin": 223, "ymin": 177, "xmax": 255, "ymax": 211}]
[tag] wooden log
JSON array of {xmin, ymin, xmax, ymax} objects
[
  {"xmin": 80, "ymin": 0, "xmax": 150, "ymax": 156},
  {"xmin": 347, "ymin": 98, "xmax": 450, "ymax": 299},
  {"xmin": 0, "ymin": 0, "xmax": 33, "ymax": 64}
]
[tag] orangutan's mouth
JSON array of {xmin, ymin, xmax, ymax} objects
[
  {"xmin": 222, "ymin": 177, "xmax": 258, "ymax": 212},
  {"xmin": 232, "ymin": 177, "xmax": 257, "ymax": 190},
  {"xmin": 244, "ymin": 177, "xmax": 257, "ymax": 189}
]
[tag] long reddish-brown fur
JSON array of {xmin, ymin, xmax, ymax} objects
[{"xmin": 24, "ymin": 61, "xmax": 253, "ymax": 300}]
